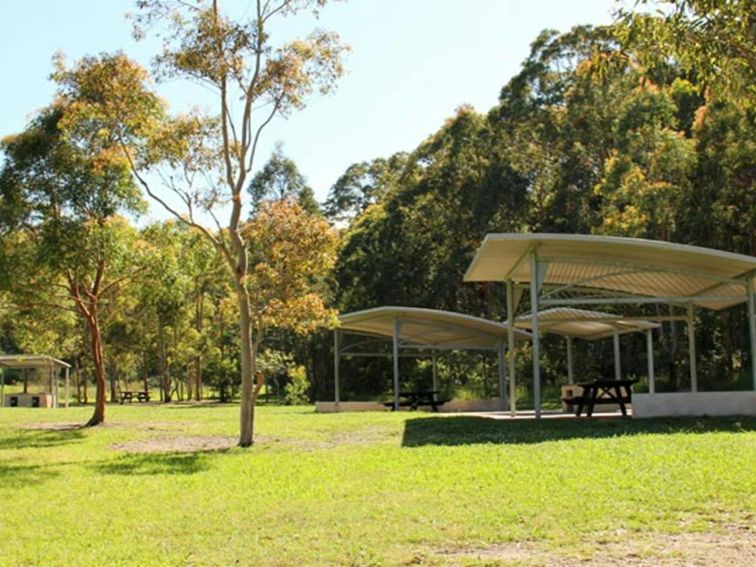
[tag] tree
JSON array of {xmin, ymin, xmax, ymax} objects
[
  {"xmin": 248, "ymin": 142, "xmax": 320, "ymax": 215},
  {"xmin": 615, "ymin": 1, "xmax": 756, "ymax": 107},
  {"xmin": 54, "ymin": 0, "xmax": 346, "ymax": 445},
  {"xmin": 0, "ymin": 107, "xmax": 146, "ymax": 425}
]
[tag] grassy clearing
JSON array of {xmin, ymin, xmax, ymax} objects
[{"xmin": 0, "ymin": 404, "xmax": 754, "ymax": 566}]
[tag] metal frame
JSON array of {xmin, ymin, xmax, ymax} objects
[
  {"xmin": 332, "ymin": 308, "xmax": 527, "ymax": 412},
  {"xmin": 476, "ymin": 237, "xmax": 756, "ymax": 418}
]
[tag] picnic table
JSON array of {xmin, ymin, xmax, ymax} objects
[
  {"xmin": 563, "ymin": 379, "xmax": 638, "ymax": 417},
  {"xmin": 119, "ymin": 390, "xmax": 150, "ymax": 404},
  {"xmin": 384, "ymin": 390, "xmax": 448, "ymax": 412}
]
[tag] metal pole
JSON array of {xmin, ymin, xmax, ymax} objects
[
  {"xmin": 507, "ymin": 280, "xmax": 516, "ymax": 416},
  {"xmin": 497, "ymin": 342, "xmax": 507, "ymax": 411},
  {"xmin": 54, "ymin": 367, "xmax": 59, "ymax": 409},
  {"xmin": 613, "ymin": 331, "xmax": 621, "ymax": 381},
  {"xmin": 566, "ymin": 336, "xmax": 574, "ymax": 385},
  {"xmin": 646, "ymin": 329, "xmax": 655, "ymax": 394},
  {"xmin": 0, "ymin": 368, "xmax": 4, "ymax": 408},
  {"xmin": 530, "ymin": 253, "xmax": 541, "ymax": 418},
  {"xmin": 333, "ymin": 330, "xmax": 340, "ymax": 411},
  {"xmin": 748, "ymin": 278, "xmax": 756, "ymax": 391},
  {"xmin": 431, "ymin": 351, "xmax": 438, "ymax": 399},
  {"xmin": 687, "ymin": 304, "xmax": 698, "ymax": 392},
  {"xmin": 65, "ymin": 368, "xmax": 70, "ymax": 409},
  {"xmin": 392, "ymin": 318, "xmax": 401, "ymax": 411}
]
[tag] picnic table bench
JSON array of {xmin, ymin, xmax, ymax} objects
[
  {"xmin": 384, "ymin": 390, "xmax": 448, "ymax": 412},
  {"xmin": 119, "ymin": 390, "xmax": 150, "ymax": 404},
  {"xmin": 561, "ymin": 379, "xmax": 638, "ymax": 417}
]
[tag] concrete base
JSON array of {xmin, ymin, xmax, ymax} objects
[
  {"xmin": 633, "ymin": 391, "xmax": 756, "ymax": 418},
  {"xmin": 315, "ymin": 399, "xmax": 503, "ymax": 413},
  {"xmin": 4, "ymin": 392, "xmax": 55, "ymax": 408}
]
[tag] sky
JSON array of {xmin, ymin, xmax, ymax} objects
[{"xmin": 0, "ymin": 0, "xmax": 619, "ymax": 223}]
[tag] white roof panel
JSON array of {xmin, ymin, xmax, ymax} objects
[
  {"xmin": 0, "ymin": 355, "xmax": 71, "ymax": 369},
  {"xmin": 515, "ymin": 308, "xmax": 660, "ymax": 341},
  {"xmin": 339, "ymin": 306, "xmax": 531, "ymax": 350},
  {"xmin": 464, "ymin": 234, "xmax": 756, "ymax": 310}
]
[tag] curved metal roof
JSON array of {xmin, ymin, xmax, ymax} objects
[
  {"xmin": 339, "ymin": 306, "xmax": 531, "ymax": 350},
  {"xmin": 464, "ymin": 233, "xmax": 756, "ymax": 310},
  {"xmin": 515, "ymin": 308, "xmax": 660, "ymax": 341},
  {"xmin": 0, "ymin": 355, "xmax": 71, "ymax": 369}
]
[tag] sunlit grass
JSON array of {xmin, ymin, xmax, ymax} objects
[{"xmin": 0, "ymin": 404, "xmax": 754, "ymax": 565}]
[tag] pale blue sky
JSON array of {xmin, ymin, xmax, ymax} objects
[{"xmin": 1, "ymin": 0, "xmax": 619, "ymax": 221}]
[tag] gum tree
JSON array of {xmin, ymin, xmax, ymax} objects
[{"xmin": 55, "ymin": 0, "xmax": 347, "ymax": 445}]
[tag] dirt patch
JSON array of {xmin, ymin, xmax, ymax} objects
[
  {"xmin": 110, "ymin": 435, "xmax": 237, "ymax": 454},
  {"xmin": 438, "ymin": 521, "xmax": 756, "ymax": 566}
]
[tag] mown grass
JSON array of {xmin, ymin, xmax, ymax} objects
[{"xmin": 0, "ymin": 404, "xmax": 754, "ymax": 566}]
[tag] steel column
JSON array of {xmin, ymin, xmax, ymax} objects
[
  {"xmin": 506, "ymin": 280, "xmax": 517, "ymax": 416},
  {"xmin": 333, "ymin": 330, "xmax": 341, "ymax": 411},
  {"xmin": 530, "ymin": 253, "xmax": 542, "ymax": 418},
  {"xmin": 431, "ymin": 351, "xmax": 438, "ymax": 399},
  {"xmin": 392, "ymin": 319, "xmax": 401, "ymax": 411},
  {"xmin": 613, "ymin": 331, "xmax": 621, "ymax": 381},
  {"xmin": 747, "ymin": 278, "xmax": 756, "ymax": 390},
  {"xmin": 687, "ymin": 304, "xmax": 698, "ymax": 392},
  {"xmin": 497, "ymin": 342, "xmax": 507, "ymax": 411},
  {"xmin": 0, "ymin": 368, "xmax": 4, "ymax": 408},
  {"xmin": 65, "ymin": 367, "xmax": 70, "ymax": 409},
  {"xmin": 646, "ymin": 329, "xmax": 655, "ymax": 394},
  {"xmin": 566, "ymin": 336, "xmax": 574, "ymax": 385}
]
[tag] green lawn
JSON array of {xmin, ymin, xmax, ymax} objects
[{"xmin": 0, "ymin": 404, "xmax": 754, "ymax": 566}]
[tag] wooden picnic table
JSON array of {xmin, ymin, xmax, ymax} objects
[
  {"xmin": 119, "ymin": 390, "xmax": 150, "ymax": 404},
  {"xmin": 565, "ymin": 379, "xmax": 638, "ymax": 417},
  {"xmin": 384, "ymin": 390, "xmax": 448, "ymax": 412}
]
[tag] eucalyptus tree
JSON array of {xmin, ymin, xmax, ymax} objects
[
  {"xmin": 248, "ymin": 142, "xmax": 320, "ymax": 215},
  {"xmin": 54, "ymin": 0, "xmax": 347, "ymax": 444},
  {"xmin": 0, "ymin": 106, "xmax": 146, "ymax": 425}
]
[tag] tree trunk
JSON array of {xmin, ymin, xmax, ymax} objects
[
  {"xmin": 86, "ymin": 309, "xmax": 107, "ymax": 426},
  {"xmin": 237, "ymin": 288, "xmax": 256, "ymax": 447},
  {"xmin": 109, "ymin": 360, "xmax": 118, "ymax": 403}
]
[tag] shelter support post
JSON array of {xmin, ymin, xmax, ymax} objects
[
  {"xmin": 0, "ymin": 368, "xmax": 4, "ymax": 408},
  {"xmin": 747, "ymin": 278, "xmax": 756, "ymax": 391},
  {"xmin": 746, "ymin": 277, "xmax": 756, "ymax": 390},
  {"xmin": 530, "ymin": 253, "xmax": 542, "ymax": 418},
  {"xmin": 497, "ymin": 342, "xmax": 507, "ymax": 411},
  {"xmin": 431, "ymin": 352, "xmax": 438, "ymax": 399},
  {"xmin": 65, "ymin": 367, "xmax": 70, "ymax": 409},
  {"xmin": 506, "ymin": 280, "xmax": 517, "ymax": 416},
  {"xmin": 687, "ymin": 304, "xmax": 698, "ymax": 392},
  {"xmin": 613, "ymin": 331, "xmax": 621, "ymax": 381},
  {"xmin": 646, "ymin": 329, "xmax": 655, "ymax": 394},
  {"xmin": 333, "ymin": 330, "xmax": 341, "ymax": 411},
  {"xmin": 566, "ymin": 336, "xmax": 574, "ymax": 385},
  {"xmin": 54, "ymin": 367, "xmax": 59, "ymax": 409},
  {"xmin": 392, "ymin": 319, "xmax": 402, "ymax": 411}
]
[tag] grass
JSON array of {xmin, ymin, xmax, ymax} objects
[{"xmin": 0, "ymin": 404, "xmax": 754, "ymax": 566}]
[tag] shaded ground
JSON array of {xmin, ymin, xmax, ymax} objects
[{"xmin": 110, "ymin": 435, "xmax": 238, "ymax": 453}]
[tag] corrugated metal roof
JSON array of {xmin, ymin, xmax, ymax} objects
[
  {"xmin": 464, "ymin": 234, "xmax": 756, "ymax": 310},
  {"xmin": 515, "ymin": 308, "xmax": 660, "ymax": 341},
  {"xmin": 339, "ymin": 306, "xmax": 531, "ymax": 350},
  {"xmin": 0, "ymin": 355, "xmax": 71, "ymax": 369}
]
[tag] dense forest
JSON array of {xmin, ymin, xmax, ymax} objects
[{"xmin": 1, "ymin": 1, "xmax": 754, "ymax": 413}]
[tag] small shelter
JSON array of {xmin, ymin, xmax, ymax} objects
[
  {"xmin": 334, "ymin": 306, "xmax": 531, "ymax": 410},
  {"xmin": 0, "ymin": 355, "xmax": 71, "ymax": 409},
  {"xmin": 516, "ymin": 307, "xmax": 661, "ymax": 385},
  {"xmin": 464, "ymin": 233, "xmax": 756, "ymax": 418}
]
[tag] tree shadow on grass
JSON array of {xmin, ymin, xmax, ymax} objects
[
  {"xmin": 92, "ymin": 452, "xmax": 211, "ymax": 476},
  {"xmin": 401, "ymin": 415, "xmax": 756, "ymax": 447},
  {"xmin": 0, "ymin": 427, "xmax": 85, "ymax": 451},
  {"xmin": 0, "ymin": 461, "xmax": 62, "ymax": 487}
]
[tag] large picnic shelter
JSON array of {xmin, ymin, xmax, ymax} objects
[{"xmin": 464, "ymin": 233, "xmax": 756, "ymax": 418}]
